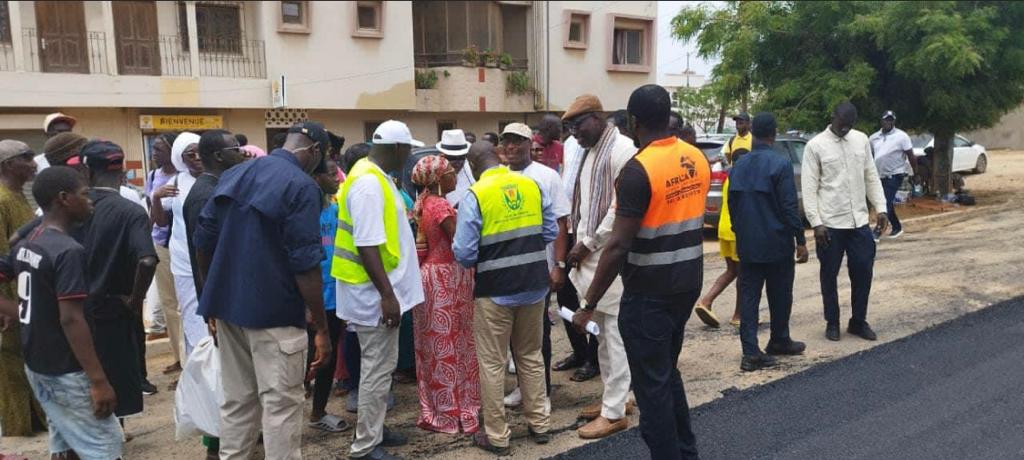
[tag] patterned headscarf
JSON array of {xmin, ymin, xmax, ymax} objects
[
  {"xmin": 411, "ymin": 155, "xmax": 452, "ymax": 225},
  {"xmin": 411, "ymin": 155, "xmax": 451, "ymax": 188}
]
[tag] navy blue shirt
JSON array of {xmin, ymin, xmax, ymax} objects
[
  {"xmin": 195, "ymin": 150, "xmax": 323, "ymax": 329},
  {"xmin": 728, "ymin": 143, "xmax": 807, "ymax": 264}
]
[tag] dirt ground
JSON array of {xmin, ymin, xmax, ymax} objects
[{"xmin": 3, "ymin": 151, "xmax": 1023, "ymax": 460}]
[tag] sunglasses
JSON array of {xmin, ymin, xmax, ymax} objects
[
  {"xmin": 566, "ymin": 113, "xmax": 597, "ymax": 134},
  {"xmin": 500, "ymin": 136, "xmax": 530, "ymax": 146},
  {"xmin": 220, "ymin": 146, "xmax": 249, "ymax": 157}
]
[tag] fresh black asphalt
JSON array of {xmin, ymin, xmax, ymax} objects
[{"xmin": 549, "ymin": 296, "xmax": 1024, "ymax": 460}]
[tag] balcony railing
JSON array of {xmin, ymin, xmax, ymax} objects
[
  {"xmin": 2, "ymin": 30, "xmax": 264, "ymax": 79},
  {"xmin": 193, "ymin": 38, "xmax": 267, "ymax": 79},
  {"xmin": 22, "ymin": 28, "xmax": 109, "ymax": 74},
  {"xmin": 415, "ymin": 52, "xmax": 528, "ymax": 70}
]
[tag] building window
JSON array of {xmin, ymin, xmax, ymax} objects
[
  {"xmin": 352, "ymin": 1, "xmax": 383, "ymax": 38},
  {"xmin": 413, "ymin": 1, "xmax": 529, "ymax": 69},
  {"xmin": 0, "ymin": 1, "xmax": 11, "ymax": 44},
  {"xmin": 278, "ymin": 1, "xmax": 310, "ymax": 33},
  {"xmin": 564, "ymin": 11, "xmax": 589, "ymax": 49},
  {"xmin": 437, "ymin": 120, "xmax": 456, "ymax": 142},
  {"xmin": 364, "ymin": 121, "xmax": 383, "ymax": 143},
  {"xmin": 607, "ymin": 14, "xmax": 653, "ymax": 73},
  {"xmin": 179, "ymin": 2, "xmax": 243, "ymax": 53}
]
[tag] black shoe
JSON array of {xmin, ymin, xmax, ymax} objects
[
  {"xmin": 847, "ymin": 320, "xmax": 877, "ymax": 341},
  {"xmin": 528, "ymin": 427, "xmax": 551, "ymax": 445},
  {"xmin": 553, "ymin": 353, "xmax": 584, "ymax": 372},
  {"xmin": 380, "ymin": 427, "xmax": 407, "ymax": 447},
  {"xmin": 740, "ymin": 354, "xmax": 778, "ymax": 372},
  {"xmin": 350, "ymin": 446, "xmax": 405, "ymax": 460},
  {"xmin": 141, "ymin": 380, "xmax": 158, "ymax": 396},
  {"xmin": 765, "ymin": 339, "xmax": 806, "ymax": 356},
  {"xmin": 473, "ymin": 431, "xmax": 511, "ymax": 456},
  {"xmin": 825, "ymin": 323, "xmax": 840, "ymax": 342},
  {"xmin": 571, "ymin": 362, "xmax": 599, "ymax": 382}
]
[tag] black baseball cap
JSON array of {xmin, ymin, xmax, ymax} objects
[
  {"xmin": 74, "ymin": 140, "xmax": 124, "ymax": 171},
  {"xmin": 881, "ymin": 110, "xmax": 896, "ymax": 120},
  {"xmin": 288, "ymin": 121, "xmax": 331, "ymax": 151},
  {"xmin": 732, "ymin": 112, "xmax": 751, "ymax": 122}
]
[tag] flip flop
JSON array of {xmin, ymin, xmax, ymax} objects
[
  {"xmin": 694, "ymin": 304, "xmax": 721, "ymax": 328},
  {"xmin": 308, "ymin": 414, "xmax": 351, "ymax": 433}
]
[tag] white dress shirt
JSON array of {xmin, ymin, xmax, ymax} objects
[{"xmin": 801, "ymin": 127, "xmax": 887, "ymax": 229}]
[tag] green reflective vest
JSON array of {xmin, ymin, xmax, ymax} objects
[
  {"xmin": 332, "ymin": 158, "xmax": 401, "ymax": 284},
  {"xmin": 470, "ymin": 166, "xmax": 548, "ymax": 297}
]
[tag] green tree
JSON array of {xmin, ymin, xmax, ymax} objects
[
  {"xmin": 675, "ymin": 85, "xmax": 721, "ymax": 134},
  {"xmin": 673, "ymin": 1, "xmax": 1024, "ymax": 196}
]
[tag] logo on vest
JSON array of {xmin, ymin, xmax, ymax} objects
[{"xmin": 502, "ymin": 184, "xmax": 524, "ymax": 211}]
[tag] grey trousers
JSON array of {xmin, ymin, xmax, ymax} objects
[{"xmin": 349, "ymin": 323, "xmax": 400, "ymax": 458}]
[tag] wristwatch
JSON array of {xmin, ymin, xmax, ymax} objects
[
  {"xmin": 583, "ymin": 302, "xmax": 597, "ymax": 312},
  {"xmin": 556, "ymin": 261, "xmax": 567, "ymax": 269}
]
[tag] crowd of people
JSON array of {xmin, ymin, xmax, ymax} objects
[{"xmin": 0, "ymin": 85, "xmax": 905, "ymax": 460}]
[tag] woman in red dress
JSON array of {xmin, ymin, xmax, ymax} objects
[{"xmin": 410, "ymin": 155, "xmax": 480, "ymax": 434}]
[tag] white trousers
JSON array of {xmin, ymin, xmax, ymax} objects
[
  {"xmin": 594, "ymin": 310, "xmax": 631, "ymax": 420},
  {"xmin": 172, "ymin": 273, "xmax": 206, "ymax": 360}
]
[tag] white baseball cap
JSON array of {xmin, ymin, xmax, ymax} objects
[
  {"xmin": 44, "ymin": 112, "xmax": 77, "ymax": 132},
  {"xmin": 501, "ymin": 122, "xmax": 533, "ymax": 141},
  {"xmin": 372, "ymin": 120, "xmax": 424, "ymax": 147}
]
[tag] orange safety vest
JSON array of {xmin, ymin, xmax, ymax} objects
[{"xmin": 624, "ymin": 137, "xmax": 711, "ymax": 294}]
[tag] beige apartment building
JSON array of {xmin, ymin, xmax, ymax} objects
[{"xmin": 0, "ymin": 1, "xmax": 656, "ymax": 180}]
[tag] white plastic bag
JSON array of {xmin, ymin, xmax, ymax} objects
[{"xmin": 174, "ymin": 336, "xmax": 223, "ymax": 439}]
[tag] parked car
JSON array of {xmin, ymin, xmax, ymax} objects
[
  {"xmin": 698, "ymin": 135, "xmax": 807, "ymax": 230},
  {"xmin": 910, "ymin": 133, "xmax": 988, "ymax": 174}
]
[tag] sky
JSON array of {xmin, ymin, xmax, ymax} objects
[{"xmin": 656, "ymin": 1, "xmax": 718, "ymax": 83}]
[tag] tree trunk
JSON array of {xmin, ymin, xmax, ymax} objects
[
  {"xmin": 716, "ymin": 105, "xmax": 726, "ymax": 134},
  {"xmin": 932, "ymin": 131, "xmax": 955, "ymax": 199}
]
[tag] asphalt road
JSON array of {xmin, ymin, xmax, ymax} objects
[{"xmin": 550, "ymin": 296, "xmax": 1024, "ymax": 460}]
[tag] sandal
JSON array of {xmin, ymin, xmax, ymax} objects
[
  {"xmin": 308, "ymin": 414, "xmax": 350, "ymax": 433},
  {"xmin": 694, "ymin": 303, "xmax": 721, "ymax": 328}
]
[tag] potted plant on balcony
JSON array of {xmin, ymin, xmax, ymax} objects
[
  {"xmin": 483, "ymin": 49, "xmax": 499, "ymax": 68},
  {"xmin": 461, "ymin": 46, "xmax": 479, "ymax": 67},
  {"xmin": 506, "ymin": 71, "xmax": 531, "ymax": 95},
  {"xmin": 499, "ymin": 53, "xmax": 513, "ymax": 70},
  {"xmin": 415, "ymin": 69, "xmax": 439, "ymax": 90}
]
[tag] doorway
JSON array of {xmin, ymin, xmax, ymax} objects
[
  {"xmin": 113, "ymin": 1, "xmax": 160, "ymax": 76},
  {"xmin": 35, "ymin": 1, "xmax": 89, "ymax": 74}
]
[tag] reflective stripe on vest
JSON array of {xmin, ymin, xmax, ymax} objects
[
  {"xmin": 331, "ymin": 158, "xmax": 401, "ymax": 284},
  {"xmin": 470, "ymin": 166, "xmax": 549, "ymax": 297},
  {"xmin": 626, "ymin": 138, "xmax": 710, "ymax": 290}
]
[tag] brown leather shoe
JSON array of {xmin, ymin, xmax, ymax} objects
[
  {"xmin": 580, "ymin": 400, "xmax": 637, "ymax": 420},
  {"xmin": 578, "ymin": 416, "xmax": 628, "ymax": 439}
]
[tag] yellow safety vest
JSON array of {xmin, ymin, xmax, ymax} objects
[
  {"xmin": 332, "ymin": 158, "xmax": 401, "ymax": 284},
  {"xmin": 470, "ymin": 166, "xmax": 548, "ymax": 297}
]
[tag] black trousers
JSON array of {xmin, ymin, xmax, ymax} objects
[
  {"xmin": 557, "ymin": 276, "xmax": 599, "ymax": 366},
  {"xmin": 133, "ymin": 309, "xmax": 147, "ymax": 380},
  {"xmin": 738, "ymin": 259, "xmax": 795, "ymax": 356},
  {"xmin": 619, "ymin": 289, "xmax": 700, "ymax": 460},
  {"xmin": 307, "ymin": 314, "xmax": 343, "ymax": 415},
  {"xmin": 817, "ymin": 226, "xmax": 876, "ymax": 325}
]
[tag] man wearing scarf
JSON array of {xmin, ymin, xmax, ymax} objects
[{"xmin": 562, "ymin": 95, "xmax": 638, "ymax": 439}]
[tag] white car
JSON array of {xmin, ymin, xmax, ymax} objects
[{"xmin": 911, "ymin": 134, "xmax": 988, "ymax": 174}]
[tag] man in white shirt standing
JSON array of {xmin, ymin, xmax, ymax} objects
[
  {"xmin": 563, "ymin": 94, "xmax": 638, "ymax": 439},
  {"xmin": 439, "ymin": 129, "xmax": 475, "ymax": 207},
  {"xmin": 802, "ymin": 102, "xmax": 888, "ymax": 343},
  {"xmin": 335, "ymin": 120, "xmax": 426, "ymax": 460},
  {"xmin": 499, "ymin": 123, "xmax": 571, "ymax": 406},
  {"xmin": 869, "ymin": 110, "xmax": 916, "ymax": 240}
]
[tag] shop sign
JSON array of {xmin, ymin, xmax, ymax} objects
[{"xmin": 139, "ymin": 115, "xmax": 223, "ymax": 131}]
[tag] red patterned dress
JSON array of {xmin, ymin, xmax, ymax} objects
[{"xmin": 413, "ymin": 194, "xmax": 480, "ymax": 433}]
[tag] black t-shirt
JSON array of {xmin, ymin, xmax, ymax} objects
[
  {"xmin": 615, "ymin": 159, "xmax": 652, "ymax": 219},
  {"xmin": 183, "ymin": 174, "xmax": 218, "ymax": 296},
  {"xmin": 76, "ymin": 189, "xmax": 156, "ymax": 319},
  {"xmin": 0, "ymin": 227, "xmax": 89, "ymax": 375}
]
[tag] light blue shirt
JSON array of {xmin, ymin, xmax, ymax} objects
[{"xmin": 454, "ymin": 168, "xmax": 559, "ymax": 306}]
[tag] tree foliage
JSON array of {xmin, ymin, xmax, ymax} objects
[
  {"xmin": 675, "ymin": 84, "xmax": 723, "ymax": 134},
  {"xmin": 673, "ymin": 1, "xmax": 1024, "ymax": 194}
]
